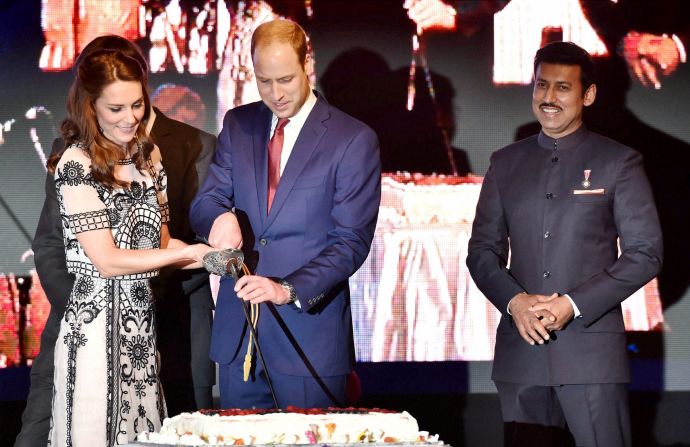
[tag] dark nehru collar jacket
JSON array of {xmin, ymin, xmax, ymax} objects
[{"xmin": 467, "ymin": 124, "xmax": 662, "ymax": 385}]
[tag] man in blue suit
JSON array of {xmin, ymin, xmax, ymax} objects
[{"xmin": 190, "ymin": 19, "xmax": 381, "ymax": 409}]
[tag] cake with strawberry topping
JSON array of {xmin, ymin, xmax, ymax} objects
[{"xmin": 137, "ymin": 407, "xmax": 440, "ymax": 445}]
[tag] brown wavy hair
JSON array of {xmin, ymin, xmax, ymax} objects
[{"xmin": 48, "ymin": 39, "xmax": 153, "ymax": 188}]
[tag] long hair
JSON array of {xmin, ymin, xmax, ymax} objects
[{"xmin": 48, "ymin": 42, "xmax": 153, "ymax": 188}]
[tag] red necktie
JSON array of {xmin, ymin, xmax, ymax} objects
[{"xmin": 267, "ymin": 118, "xmax": 289, "ymax": 212}]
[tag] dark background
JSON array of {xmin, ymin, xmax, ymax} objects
[{"xmin": 1, "ymin": 1, "xmax": 689, "ymax": 445}]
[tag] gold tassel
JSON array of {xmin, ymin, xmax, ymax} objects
[
  {"xmin": 243, "ymin": 352, "xmax": 252, "ymax": 382},
  {"xmin": 242, "ymin": 263, "xmax": 259, "ymax": 382}
]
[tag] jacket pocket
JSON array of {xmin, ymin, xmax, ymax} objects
[
  {"xmin": 571, "ymin": 193, "xmax": 611, "ymax": 204},
  {"xmin": 581, "ymin": 309, "xmax": 625, "ymax": 333}
]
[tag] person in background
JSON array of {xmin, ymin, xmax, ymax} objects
[{"xmin": 150, "ymin": 83, "xmax": 208, "ymax": 131}]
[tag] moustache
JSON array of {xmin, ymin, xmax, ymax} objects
[{"xmin": 540, "ymin": 103, "xmax": 562, "ymax": 110}]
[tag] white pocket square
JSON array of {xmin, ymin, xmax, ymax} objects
[{"xmin": 572, "ymin": 188, "xmax": 605, "ymax": 195}]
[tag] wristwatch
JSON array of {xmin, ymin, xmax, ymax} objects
[{"xmin": 278, "ymin": 279, "xmax": 297, "ymax": 304}]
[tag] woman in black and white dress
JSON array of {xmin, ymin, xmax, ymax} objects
[{"xmin": 47, "ymin": 38, "xmax": 212, "ymax": 446}]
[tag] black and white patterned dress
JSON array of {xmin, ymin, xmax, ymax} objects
[{"xmin": 49, "ymin": 145, "xmax": 169, "ymax": 446}]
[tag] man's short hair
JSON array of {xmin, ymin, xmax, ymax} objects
[
  {"xmin": 251, "ymin": 19, "xmax": 308, "ymax": 66},
  {"xmin": 534, "ymin": 41, "xmax": 596, "ymax": 93}
]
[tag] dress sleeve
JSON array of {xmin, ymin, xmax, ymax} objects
[{"xmin": 55, "ymin": 148, "xmax": 110, "ymax": 235}]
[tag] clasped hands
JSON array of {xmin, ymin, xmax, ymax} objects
[
  {"xmin": 208, "ymin": 211, "xmax": 291, "ymax": 305},
  {"xmin": 508, "ymin": 292, "xmax": 575, "ymax": 346}
]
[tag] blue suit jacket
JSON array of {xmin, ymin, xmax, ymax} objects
[{"xmin": 190, "ymin": 93, "xmax": 381, "ymax": 376}]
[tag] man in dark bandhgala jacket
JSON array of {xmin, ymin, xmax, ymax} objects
[{"xmin": 467, "ymin": 42, "xmax": 662, "ymax": 447}]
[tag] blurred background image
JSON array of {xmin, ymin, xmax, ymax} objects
[{"xmin": 1, "ymin": 1, "xmax": 689, "ymax": 445}]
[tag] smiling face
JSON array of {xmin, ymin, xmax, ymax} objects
[
  {"xmin": 532, "ymin": 62, "xmax": 596, "ymax": 139},
  {"xmin": 94, "ymin": 80, "xmax": 145, "ymax": 149},
  {"xmin": 253, "ymin": 41, "xmax": 313, "ymax": 119}
]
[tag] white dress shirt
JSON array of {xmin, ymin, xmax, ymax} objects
[{"xmin": 269, "ymin": 90, "xmax": 318, "ymax": 176}]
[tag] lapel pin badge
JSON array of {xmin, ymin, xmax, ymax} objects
[{"xmin": 582, "ymin": 169, "xmax": 591, "ymax": 188}]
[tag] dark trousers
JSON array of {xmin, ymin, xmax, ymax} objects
[
  {"xmin": 219, "ymin": 357, "xmax": 347, "ymax": 409},
  {"xmin": 189, "ymin": 281, "xmax": 215, "ymax": 410},
  {"xmin": 154, "ymin": 271, "xmax": 215, "ymax": 415},
  {"xmin": 495, "ymin": 381, "xmax": 631, "ymax": 447},
  {"xmin": 14, "ymin": 312, "xmax": 61, "ymax": 447}
]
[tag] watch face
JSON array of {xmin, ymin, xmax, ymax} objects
[{"xmin": 279, "ymin": 280, "xmax": 296, "ymax": 303}]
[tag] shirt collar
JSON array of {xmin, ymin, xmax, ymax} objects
[
  {"xmin": 272, "ymin": 90, "xmax": 317, "ymax": 130},
  {"xmin": 537, "ymin": 124, "xmax": 589, "ymax": 150}
]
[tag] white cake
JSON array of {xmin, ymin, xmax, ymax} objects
[{"xmin": 137, "ymin": 407, "xmax": 440, "ymax": 445}]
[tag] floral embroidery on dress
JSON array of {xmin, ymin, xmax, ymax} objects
[
  {"xmin": 60, "ymin": 160, "xmax": 86, "ymax": 186},
  {"xmin": 49, "ymin": 145, "xmax": 168, "ymax": 446}
]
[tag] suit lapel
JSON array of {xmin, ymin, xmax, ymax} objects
[
  {"xmin": 253, "ymin": 105, "xmax": 273, "ymax": 226},
  {"xmin": 150, "ymin": 108, "xmax": 174, "ymax": 158},
  {"xmin": 264, "ymin": 96, "xmax": 329, "ymax": 229},
  {"xmin": 150, "ymin": 108, "xmax": 188, "ymax": 177}
]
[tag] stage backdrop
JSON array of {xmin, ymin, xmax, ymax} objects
[{"xmin": 1, "ymin": 0, "xmax": 689, "ymax": 392}]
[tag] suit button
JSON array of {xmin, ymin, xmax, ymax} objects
[
  {"xmin": 545, "ymin": 193, "xmax": 554, "ymax": 199},
  {"xmin": 259, "ymin": 238, "xmax": 267, "ymax": 246},
  {"xmin": 544, "ymin": 231, "xmax": 551, "ymax": 239},
  {"xmin": 551, "ymin": 156, "xmax": 559, "ymax": 162},
  {"xmin": 543, "ymin": 271, "xmax": 551, "ymax": 278}
]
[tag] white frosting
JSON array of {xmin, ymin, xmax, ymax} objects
[{"xmin": 138, "ymin": 410, "xmax": 432, "ymax": 445}]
